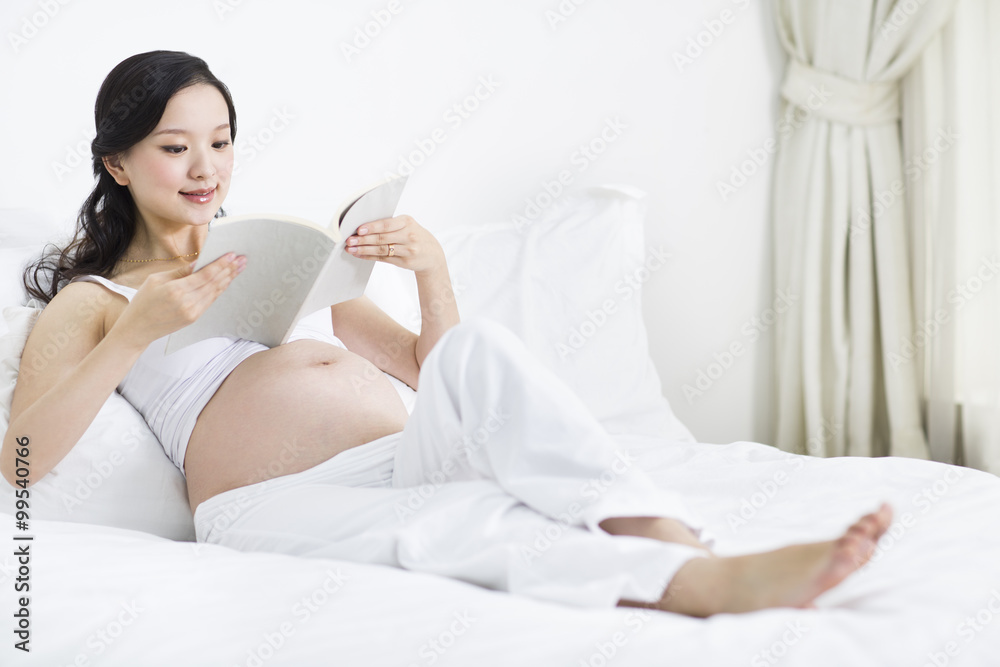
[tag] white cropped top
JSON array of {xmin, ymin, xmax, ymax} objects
[{"xmin": 68, "ymin": 274, "xmax": 347, "ymax": 477}]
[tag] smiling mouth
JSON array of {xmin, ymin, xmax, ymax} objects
[{"xmin": 180, "ymin": 187, "xmax": 216, "ymax": 203}]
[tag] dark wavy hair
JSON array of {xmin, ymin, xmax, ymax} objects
[{"xmin": 23, "ymin": 50, "xmax": 237, "ymax": 306}]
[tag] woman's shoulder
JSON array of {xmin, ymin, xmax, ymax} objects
[
  {"xmin": 52, "ymin": 278, "xmax": 118, "ymax": 333},
  {"xmin": 19, "ymin": 281, "xmax": 111, "ymax": 375},
  {"xmin": 12, "ymin": 279, "xmax": 112, "ymax": 428},
  {"xmin": 54, "ymin": 268, "xmax": 142, "ymax": 336},
  {"xmin": 107, "ymin": 265, "xmax": 148, "ymax": 288},
  {"xmin": 68, "ymin": 267, "xmax": 145, "ymax": 291}
]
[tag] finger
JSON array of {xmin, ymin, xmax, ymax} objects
[
  {"xmin": 347, "ymin": 241, "xmax": 404, "ymax": 259},
  {"xmin": 190, "ymin": 255, "xmax": 243, "ymax": 304},
  {"xmin": 188, "ymin": 253, "xmax": 243, "ymax": 290},
  {"xmin": 355, "ymin": 215, "xmax": 408, "ymax": 242},
  {"xmin": 347, "ymin": 228, "xmax": 403, "ymax": 250}
]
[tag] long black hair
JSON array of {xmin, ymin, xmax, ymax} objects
[{"xmin": 23, "ymin": 50, "xmax": 238, "ymax": 305}]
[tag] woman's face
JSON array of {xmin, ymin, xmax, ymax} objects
[{"xmin": 113, "ymin": 83, "xmax": 234, "ymax": 231}]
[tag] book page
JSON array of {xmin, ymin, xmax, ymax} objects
[
  {"xmin": 163, "ymin": 217, "xmax": 335, "ymax": 354},
  {"xmin": 293, "ymin": 175, "xmax": 409, "ymax": 329}
]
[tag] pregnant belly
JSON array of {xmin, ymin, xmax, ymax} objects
[{"xmin": 184, "ymin": 340, "xmax": 410, "ymax": 513}]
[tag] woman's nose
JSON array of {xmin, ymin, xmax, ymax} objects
[{"xmin": 190, "ymin": 149, "xmax": 217, "ymax": 180}]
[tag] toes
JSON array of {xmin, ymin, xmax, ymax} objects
[
  {"xmin": 848, "ymin": 503, "xmax": 894, "ymax": 540},
  {"xmin": 868, "ymin": 503, "xmax": 894, "ymax": 538},
  {"xmin": 835, "ymin": 532, "xmax": 876, "ymax": 569},
  {"xmin": 846, "ymin": 516, "xmax": 879, "ymax": 540},
  {"xmin": 877, "ymin": 502, "xmax": 894, "ymax": 527}
]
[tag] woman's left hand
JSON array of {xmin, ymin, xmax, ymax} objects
[{"xmin": 344, "ymin": 215, "xmax": 446, "ymax": 275}]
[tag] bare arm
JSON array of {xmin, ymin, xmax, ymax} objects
[
  {"xmin": 1, "ymin": 254, "xmax": 243, "ymax": 487},
  {"xmin": 329, "ymin": 266, "xmax": 459, "ymax": 391},
  {"xmin": 413, "ymin": 264, "xmax": 460, "ymax": 370},
  {"xmin": 333, "ymin": 215, "xmax": 461, "ymax": 390},
  {"xmin": 330, "ymin": 295, "xmax": 420, "ymax": 390},
  {"xmin": 1, "ymin": 286, "xmax": 148, "ymax": 488}
]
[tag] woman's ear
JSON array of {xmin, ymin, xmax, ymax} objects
[{"xmin": 102, "ymin": 153, "xmax": 130, "ymax": 186}]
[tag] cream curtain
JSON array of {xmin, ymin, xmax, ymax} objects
[
  {"xmin": 771, "ymin": 0, "xmax": 959, "ymax": 458},
  {"xmin": 904, "ymin": 0, "xmax": 1000, "ymax": 474}
]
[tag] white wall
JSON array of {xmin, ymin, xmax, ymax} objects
[{"xmin": 0, "ymin": 0, "xmax": 785, "ymax": 446}]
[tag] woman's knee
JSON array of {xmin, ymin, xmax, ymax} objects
[{"xmin": 444, "ymin": 317, "xmax": 525, "ymax": 357}]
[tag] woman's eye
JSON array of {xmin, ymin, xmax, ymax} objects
[
  {"xmin": 162, "ymin": 145, "xmax": 185, "ymax": 154},
  {"xmin": 213, "ymin": 141, "xmax": 231, "ymax": 149}
]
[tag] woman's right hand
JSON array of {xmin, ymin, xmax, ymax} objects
[{"xmin": 116, "ymin": 252, "xmax": 247, "ymax": 347}]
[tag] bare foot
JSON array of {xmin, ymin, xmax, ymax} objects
[{"xmin": 628, "ymin": 503, "xmax": 893, "ymax": 617}]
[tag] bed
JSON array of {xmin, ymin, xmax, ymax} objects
[{"xmin": 1, "ymin": 187, "xmax": 998, "ymax": 666}]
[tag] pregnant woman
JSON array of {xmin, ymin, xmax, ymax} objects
[{"xmin": 1, "ymin": 50, "xmax": 891, "ymax": 617}]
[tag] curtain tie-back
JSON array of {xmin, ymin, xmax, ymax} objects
[{"xmin": 780, "ymin": 58, "xmax": 900, "ymax": 126}]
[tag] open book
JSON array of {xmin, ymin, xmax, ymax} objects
[{"xmin": 163, "ymin": 174, "xmax": 409, "ymax": 355}]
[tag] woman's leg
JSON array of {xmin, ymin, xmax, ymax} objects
[
  {"xmin": 599, "ymin": 515, "xmax": 708, "ymax": 548},
  {"xmin": 193, "ymin": 317, "xmax": 715, "ymax": 610},
  {"xmin": 392, "ymin": 317, "xmax": 713, "ymax": 546},
  {"xmin": 194, "ymin": 469, "xmax": 711, "ymax": 609},
  {"xmin": 391, "ymin": 318, "xmax": 894, "ymax": 616},
  {"xmin": 195, "ymin": 318, "xmax": 893, "ymax": 615}
]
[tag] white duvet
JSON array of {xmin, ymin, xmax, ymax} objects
[{"xmin": 1, "ymin": 435, "xmax": 997, "ymax": 667}]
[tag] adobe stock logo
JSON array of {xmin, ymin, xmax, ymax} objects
[
  {"xmin": 672, "ymin": 0, "xmax": 752, "ymax": 73},
  {"xmin": 7, "ymin": 0, "xmax": 72, "ymax": 54},
  {"xmin": 715, "ymin": 85, "xmax": 833, "ymax": 202},
  {"xmin": 880, "ymin": 0, "xmax": 932, "ymax": 39},
  {"xmin": 384, "ymin": 75, "xmax": 501, "ymax": 180},
  {"xmin": 340, "ymin": 0, "xmax": 417, "ymax": 63},
  {"xmin": 512, "ymin": 117, "xmax": 628, "ymax": 232},
  {"xmin": 849, "ymin": 127, "xmax": 958, "ymax": 241},
  {"xmin": 682, "ymin": 289, "xmax": 798, "ymax": 404},
  {"xmin": 545, "ymin": 0, "xmax": 590, "ymax": 30},
  {"xmin": 232, "ymin": 107, "xmax": 295, "ymax": 176},
  {"xmin": 556, "ymin": 245, "xmax": 670, "ymax": 359}
]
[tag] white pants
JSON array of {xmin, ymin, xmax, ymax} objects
[{"xmin": 194, "ymin": 318, "xmax": 713, "ymax": 608}]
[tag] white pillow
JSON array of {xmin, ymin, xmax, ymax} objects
[
  {"xmin": 0, "ymin": 208, "xmax": 72, "ymax": 249},
  {"xmin": 364, "ymin": 184, "xmax": 694, "ymax": 442},
  {"xmin": 0, "ymin": 208, "xmax": 75, "ymax": 335},
  {"xmin": 0, "ymin": 245, "xmax": 43, "ymax": 306},
  {"xmin": 0, "ymin": 305, "xmax": 195, "ymax": 541}
]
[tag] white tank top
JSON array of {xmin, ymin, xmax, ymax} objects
[{"xmin": 67, "ymin": 274, "xmax": 347, "ymax": 476}]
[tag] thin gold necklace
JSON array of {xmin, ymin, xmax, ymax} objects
[{"xmin": 120, "ymin": 251, "xmax": 200, "ymax": 263}]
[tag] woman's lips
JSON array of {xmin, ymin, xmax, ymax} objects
[{"xmin": 180, "ymin": 187, "xmax": 216, "ymax": 204}]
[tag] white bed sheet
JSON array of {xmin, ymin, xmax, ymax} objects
[{"xmin": 1, "ymin": 435, "xmax": 997, "ymax": 666}]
